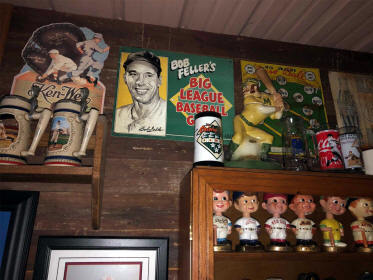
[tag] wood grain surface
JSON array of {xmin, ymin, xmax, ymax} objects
[{"xmin": 0, "ymin": 6, "xmax": 372, "ymax": 280}]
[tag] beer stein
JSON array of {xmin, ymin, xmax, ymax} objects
[
  {"xmin": 0, "ymin": 85, "xmax": 51, "ymax": 165},
  {"xmin": 44, "ymin": 88, "xmax": 99, "ymax": 166}
]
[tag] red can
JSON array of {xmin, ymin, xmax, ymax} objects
[{"xmin": 315, "ymin": 129, "xmax": 344, "ymax": 170}]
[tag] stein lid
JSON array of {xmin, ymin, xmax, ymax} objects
[{"xmin": 195, "ymin": 111, "xmax": 221, "ymax": 120}]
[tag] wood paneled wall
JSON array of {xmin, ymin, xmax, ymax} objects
[{"xmin": 0, "ymin": 6, "xmax": 372, "ymax": 279}]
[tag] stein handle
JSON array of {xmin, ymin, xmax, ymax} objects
[
  {"xmin": 21, "ymin": 108, "xmax": 52, "ymax": 156},
  {"xmin": 73, "ymin": 108, "xmax": 99, "ymax": 158}
]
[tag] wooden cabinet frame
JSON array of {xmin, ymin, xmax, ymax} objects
[{"xmin": 180, "ymin": 166, "xmax": 373, "ymax": 280}]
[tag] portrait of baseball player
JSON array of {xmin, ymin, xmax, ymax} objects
[{"xmin": 114, "ymin": 50, "xmax": 168, "ymax": 136}]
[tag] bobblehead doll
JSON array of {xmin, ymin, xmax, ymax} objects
[
  {"xmin": 348, "ymin": 197, "xmax": 373, "ymax": 253},
  {"xmin": 262, "ymin": 193, "xmax": 292, "ymax": 251},
  {"xmin": 233, "ymin": 191, "xmax": 263, "ymax": 251},
  {"xmin": 213, "ymin": 189, "xmax": 233, "ymax": 251},
  {"xmin": 289, "ymin": 194, "xmax": 319, "ymax": 252},
  {"xmin": 319, "ymin": 196, "xmax": 347, "ymax": 252}
]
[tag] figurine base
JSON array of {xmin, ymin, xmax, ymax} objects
[
  {"xmin": 236, "ymin": 243, "xmax": 264, "ymax": 252},
  {"xmin": 266, "ymin": 244, "xmax": 293, "ymax": 252},
  {"xmin": 356, "ymin": 246, "xmax": 373, "ymax": 253},
  {"xmin": 322, "ymin": 245, "xmax": 346, "ymax": 253},
  {"xmin": 214, "ymin": 243, "xmax": 232, "ymax": 252},
  {"xmin": 224, "ymin": 158, "xmax": 282, "ymax": 170},
  {"xmin": 295, "ymin": 244, "xmax": 319, "ymax": 252}
]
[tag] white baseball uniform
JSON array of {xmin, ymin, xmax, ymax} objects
[
  {"xmin": 73, "ymin": 39, "xmax": 106, "ymax": 78},
  {"xmin": 234, "ymin": 217, "xmax": 260, "ymax": 241},
  {"xmin": 213, "ymin": 215, "xmax": 232, "ymax": 241},
  {"xmin": 291, "ymin": 218, "xmax": 314, "ymax": 241},
  {"xmin": 43, "ymin": 54, "xmax": 77, "ymax": 76},
  {"xmin": 265, "ymin": 217, "xmax": 290, "ymax": 242}
]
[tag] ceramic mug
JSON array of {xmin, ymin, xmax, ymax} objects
[
  {"xmin": 44, "ymin": 96, "xmax": 99, "ymax": 166},
  {"xmin": 0, "ymin": 87, "xmax": 51, "ymax": 165}
]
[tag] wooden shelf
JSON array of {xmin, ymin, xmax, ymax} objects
[
  {"xmin": 215, "ymin": 251, "xmax": 373, "ymax": 261},
  {"xmin": 192, "ymin": 166, "xmax": 373, "ymax": 197},
  {"xmin": 0, "ymin": 165, "xmax": 93, "ymax": 175},
  {"xmin": 0, "ymin": 115, "xmax": 107, "ymax": 229}
]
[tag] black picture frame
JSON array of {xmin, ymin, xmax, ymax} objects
[
  {"xmin": 33, "ymin": 236, "xmax": 169, "ymax": 280},
  {"xmin": 0, "ymin": 190, "xmax": 39, "ymax": 280}
]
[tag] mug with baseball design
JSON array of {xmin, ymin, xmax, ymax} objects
[
  {"xmin": 0, "ymin": 85, "xmax": 51, "ymax": 165},
  {"xmin": 44, "ymin": 88, "xmax": 99, "ymax": 166}
]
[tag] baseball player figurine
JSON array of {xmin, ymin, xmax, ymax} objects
[
  {"xmin": 289, "ymin": 194, "xmax": 319, "ymax": 252},
  {"xmin": 37, "ymin": 49, "xmax": 77, "ymax": 84},
  {"xmin": 319, "ymin": 196, "xmax": 348, "ymax": 252},
  {"xmin": 225, "ymin": 66, "xmax": 284, "ymax": 165},
  {"xmin": 213, "ymin": 190, "xmax": 233, "ymax": 251},
  {"xmin": 60, "ymin": 33, "xmax": 110, "ymax": 85},
  {"xmin": 262, "ymin": 193, "xmax": 292, "ymax": 251},
  {"xmin": 348, "ymin": 197, "xmax": 373, "ymax": 253},
  {"xmin": 233, "ymin": 191, "xmax": 263, "ymax": 251}
]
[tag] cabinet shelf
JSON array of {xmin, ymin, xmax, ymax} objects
[
  {"xmin": 215, "ymin": 251, "xmax": 373, "ymax": 261},
  {"xmin": 180, "ymin": 166, "xmax": 373, "ymax": 280},
  {"xmin": 0, "ymin": 115, "xmax": 107, "ymax": 229}
]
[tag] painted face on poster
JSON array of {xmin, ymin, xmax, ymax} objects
[{"xmin": 114, "ymin": 51, "xmax": 167, "ymax": 136}]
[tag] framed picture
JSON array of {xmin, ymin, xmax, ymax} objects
[
  {"xmin": 33, "ymin": 237, "xmax": 169, "ymax": 280},
  {"xmin": 112, "ymin": 46, "xmax": 235, "ymax": 142},
  {"xmin": 0, "ymin": 190, "xmax": 39, "ymax": 280}
]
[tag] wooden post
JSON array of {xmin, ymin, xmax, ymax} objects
[
  {"xmin": 91, "ymin": 115, "xmax": 108, "ymax": 229},
  {"xmin": 0, "ymin": 3, "xmax": 12, "ymax": 65}
]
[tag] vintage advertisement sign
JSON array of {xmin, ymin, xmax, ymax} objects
[
  {"xmin": 112, "ymin": 47, "xmax": 235, "ymax": 142},
  {"xmin": 328, "ymin": 71, "xmax": 373, "ymax": 146},
  {"xmin": 240, "ymin": 60, "xmax": 328, "ymax": 154},
  {"xmin": 10, "ymin": 23, "xmax": 108, "ymax": 113}
]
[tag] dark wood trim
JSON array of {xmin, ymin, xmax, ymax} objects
[{"xmin": 0, "ymin": 4, "xmax": 12, "ymax": 65}]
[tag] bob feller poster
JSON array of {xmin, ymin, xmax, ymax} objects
[
  {"xmin": 240, "ymin": 60, "xmax": 328, "ymax": 154},
  {"xmin": 112, "ymin": 47, "xmax": 235, "ymax": 142}
]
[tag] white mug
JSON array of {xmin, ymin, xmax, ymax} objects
[
  {"xmin": 0, "ymin": 85, "xmax": 51, "ymax": 165},
  {"xmin": 362, "ymin": 149, "xmax": 373, "ymax": 175},
  {"xmin": 44, "ymin": 88, "xmax": 99, "ymax": 166}
]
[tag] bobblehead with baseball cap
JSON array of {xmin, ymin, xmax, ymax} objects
[
  {"xmin": 123, "ymin": 51, "xmax": 162, "ymax": 77},
  {"xmin": 263, "ymin": 193, "xmax": 288, "ymax": 202},
  {"xmin": 262, "ymin": 192, "xmax": 292, "ymax": 252}
]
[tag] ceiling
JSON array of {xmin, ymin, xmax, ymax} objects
[{"xmin": 3, "ymin": 0, "xmax": 373, "ymax": 54}]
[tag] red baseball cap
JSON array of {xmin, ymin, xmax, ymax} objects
[{"xmin": 263, "ymin": 193, "xmax": 287, "ymax": 201}]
